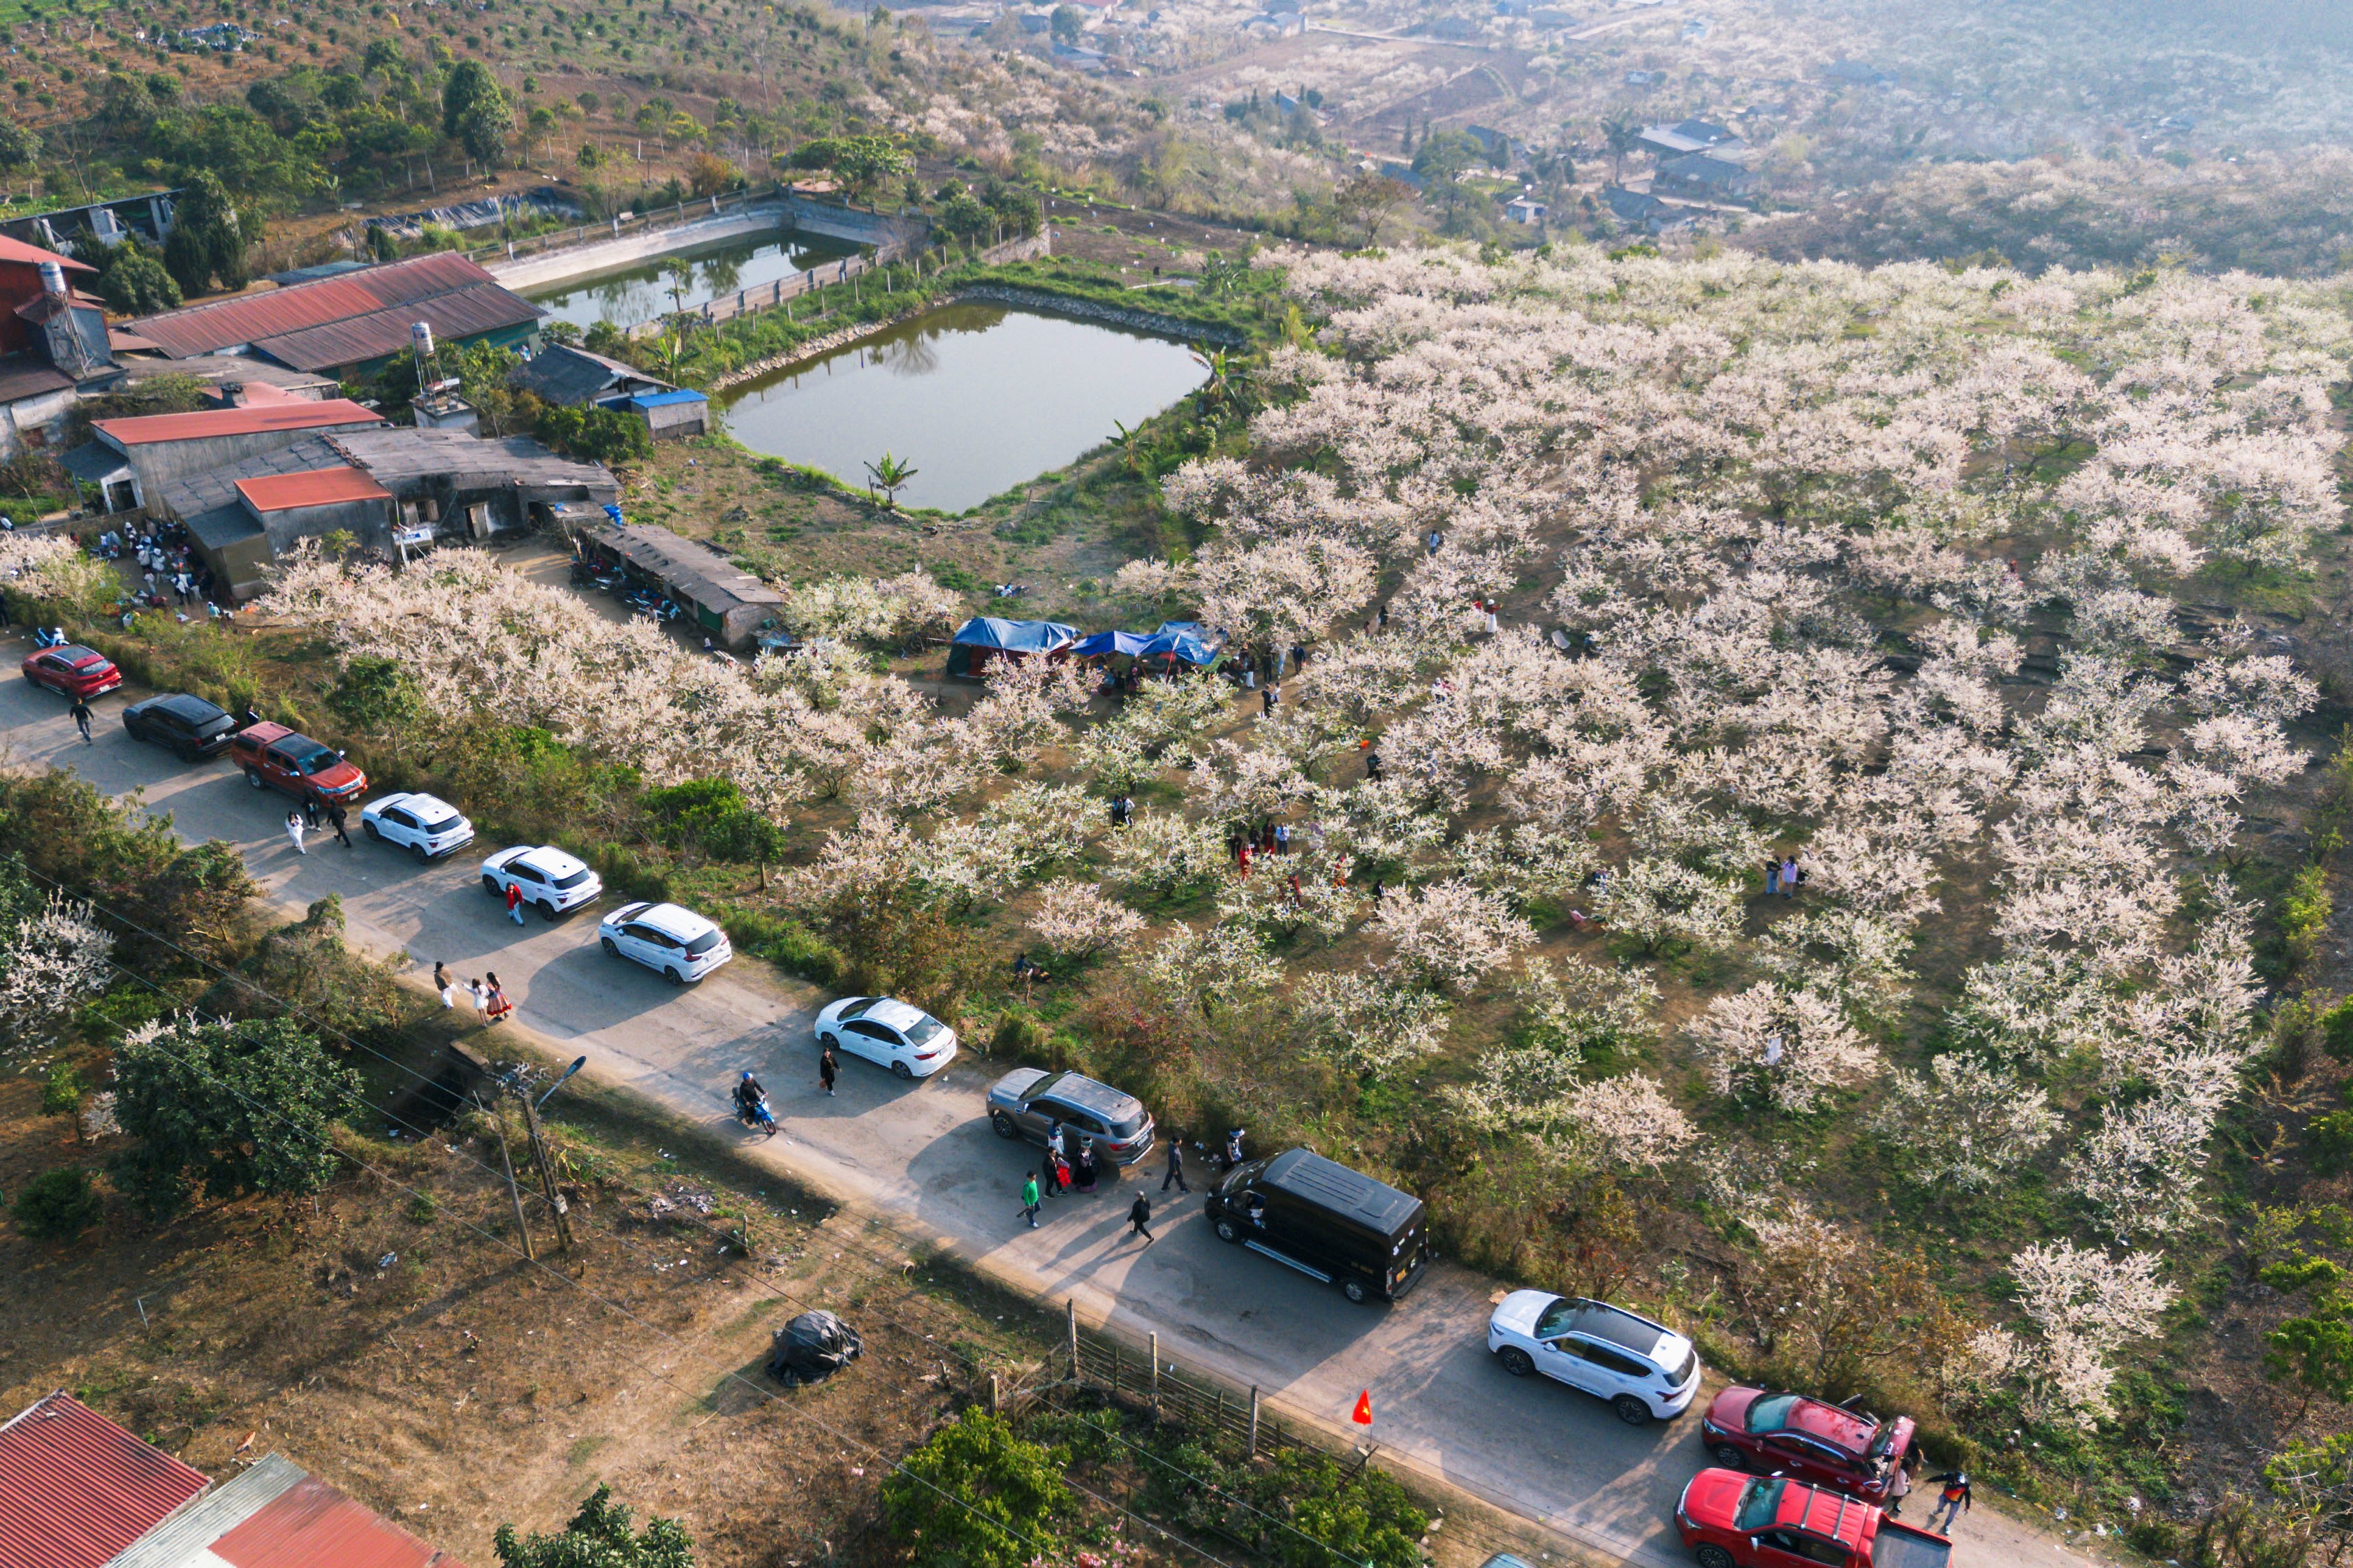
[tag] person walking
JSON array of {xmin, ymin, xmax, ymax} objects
[
  {"xmin": 1161, "ymin": 1136, "xmax": 1189, "ymax": 1193},
  {"xmin": 483, "ymin": 972, "xmax": 513, "ymax": 1025},
  {"xmin": 1075, "ymin": 1140, "xmax": 1098, "ymax": 1193},
  {"xmin": 284, "ymin": 810, "xmax": 307, "ymax": 855},
  {"xmin": 68, "ymin": 695, "xmax": 93, "ymax": 745},
  {"xmin": 1765, "ymin": 856, "xmax": 1780, "ymax": 897},
  {"xmin": 1019, "ymin": 1173, "xmax": 1041, "ymax": 1229},
  {"xmin": 1261, "ymin": 682, "xmax": 1277, "ymax": 717},
  {"xmin": 1923, "ymin": 1472, "xmax": 1971, "ymax": 1536},
  {"xmin": 1238, "ymin": 841, "xmax": 1253, "ymax": 876},
  {"xmin": 434, "ymin": 962, "xmax": 455, "ymax": 1009},
  {"xmin": 1780, "ymin": 854, "xmax": 1798, "ymax": 899},
  {"xmin": 506, "ymin": 879, "xmax": 525, "ymax": 925},
  {"xmin": 819, "ymin": 1044, "xmax": 838, "ymax": 1095},
  {"xmin": 1128, "ymin": 1192, "xmax": 1154, "ymax": 1245},
  {"xmin": 301, "ymin": 792, "xmax": 321, "ymax": 830},
  {"xmin": 1365, "ymin": 747, "xmax": 1383, "ymax": 782},
  {"xmin": 1274, "ymin": 823, "xmax": 1290, "ymax": 855},
  {"xmin": 467, "ymin": 976, "xmax": 487, "ymax": 1015},
  {"xmin": 325, "ymin": 798, "xmax": 352, "ymax": 849}
]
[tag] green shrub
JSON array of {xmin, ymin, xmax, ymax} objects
[
  {"xmin": 2324, "ymin": 997, "xmax": 2353, "ymax": 1062},
  {"xmin": 13, "ymin": 1166, "xmax": 103, "ymax": 1240},
  {"xmin": 2283, "ymin": 865, "xmax": 2334, "ymax": 966},
  {"xmin": 642, "ymin": 778, "xmax": 789, "ymax": 863},
  {"xmin": 882, "ymin": 1409, "xmax": 1071, "ymax": 1568},
  {"xmin": 720, "ymin": 909, "xmax": 844, "ymax": 988},
  {"xmin": 2315, "ymin": 1110, "xmax": 2353, "ymax": 1175},
  {"xmin": 991, "ymin": 1009, "xmax": 1048, "ymax": 1061}
]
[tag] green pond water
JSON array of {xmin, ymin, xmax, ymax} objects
[
  {"xmin": 715, "ymin": 302, "xmax": 1208, "ymax": 514},
  {"xmin": 524, "ymin": 228, "xmax": 864, "ymax": 331}
]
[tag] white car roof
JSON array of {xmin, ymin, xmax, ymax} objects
[
  {"xmin": 376, "ymin": 791, "xmax": 462, "ymax": 820},
  {"xmin": 633, "ymin": 902, "xmax": 717, "ymax": 941},
  {"xmin": 865, "ymin": 998, "xmax": 934, "ymax": 1032},
  {"xmin": 515, "ymin": 847, "xmax": 589, "ymax": 877}
]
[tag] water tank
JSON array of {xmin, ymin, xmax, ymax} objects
[
  {"xmin": 37, "ymin": 260, "xmax": 66, "ymax": 298},
  {"xmin": 411, "ymin": 322, "xmax": 435, "ymax": 360}
]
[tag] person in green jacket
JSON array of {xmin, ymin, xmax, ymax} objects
[{"xmin": 1020, "ymin": 1174, "xmax": 1041, "ymax": 1229}]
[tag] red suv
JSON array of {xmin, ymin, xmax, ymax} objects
[
  {"xmin": 21, "ymin": 644, "xmax": 123, "ymax": 699},
  {"xmin": 226, "ymin": 721, "xmax": 369, "ymax": 805},
  {"xmin": 1699, "ymin": 1387, "xmax": 1914, "ymax": 1506}
]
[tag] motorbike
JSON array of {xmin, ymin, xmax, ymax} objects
[{"xmin": 737, "ymin": 1092, "xmax": 777, "ymax": 1136}]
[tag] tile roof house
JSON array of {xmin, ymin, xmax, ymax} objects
[
  {"xmin": 1655, "ymin": 151, "xmax": 1760, "ymax": 198},
  {"xmin": 75, "ymin": 397, "xmax": 387, "ymax": 513},
  {"xmin": 122, "ymin": 253, "xmax": 542, "ymax": 377},
  {"xmin": 507, "ymin": 342, "xmax": 674, "ymax": 408},
  {"xmin": 1636, "ymin": 119, "xmax": 1745, "ymax": 158},
  {"xmin": 0, "ymin": 1392, "xmax": 210, "ymax": 1568}
]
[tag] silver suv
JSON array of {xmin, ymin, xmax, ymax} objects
[{"xmin": 985, "ymin": 1069, "xmax": 1155, "ymax": 1166}]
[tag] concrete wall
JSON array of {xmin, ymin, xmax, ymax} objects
[
  {"xmin": 0, "ymin": 386, "xmax": 84, "ymax": 462},
  {"xmin": 486, "ymin": 207, "xmax": 787, "ymax": 293},
  {"xmin": 779, "ymin": 195, "xmax": 929, "ymax": 249},
  {"xmin": 642, "ymin": 400, "xmax": 708, "ymax": 439}
]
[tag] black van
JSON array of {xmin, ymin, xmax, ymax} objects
[{"xmin": 1204, "ymin": 1149, "xmax": 1429, "ymax": 1304}]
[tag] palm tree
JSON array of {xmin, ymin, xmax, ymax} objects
[{"xmin": 865, "ymin": 451, "xmax": 918, "ymax": 511}]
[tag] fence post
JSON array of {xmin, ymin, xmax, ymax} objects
[
  {"xmin": 1248, "ymin": 1386, "xmax": 1260, "ymax": 1457},
  {"xmin": 1149, "ymin": 1331, "xmax": 1159, "ymax": 1415},
  {"xmin": 1066, "ymin": 1298, "xmax": 1079, "ymax": 1386}
]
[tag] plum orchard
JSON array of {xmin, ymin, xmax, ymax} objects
[{"xmin": 257, "ymin": 246, "xmax": 2352, "ymax": 1428}]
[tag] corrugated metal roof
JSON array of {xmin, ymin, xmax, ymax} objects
[
  {"xmin": 207, "ymin": 1477, "xmax": 464, "ymax": 1568},
  {"xmin": 627, "ymin": 389, "xmax": 708, "ymax": 409},
  {"xmin": 0, "ymin": 1392, "xmax": 211, "ymax": 1568},
  {"xmin": 94, "ymin": 399, "xmax": 384, "ymax": 447},
  {"xmin": 0, "ymin": 233, "xmax": 95, "ymax": 272},
  {"xmin": 125, "ymin": 254, "xmax": 538, "ymax": 362},
  {"xmin": 235, "ymin": 467, "xmax": 392, "ymax": 511},
  {"xmin": 582, "ymin": 520, "xmax": 784, "ymax": 615},
  {"xmin": 244, "ymin": 282, "xmax": 541, "ymax": 374},
  {"xmin": 104, "ymin": 1454, "xmax": 307, "ymax": 1568},
  {"xmin": 0, "ymin": 356, "xmax": 76, "ymax": 403}
]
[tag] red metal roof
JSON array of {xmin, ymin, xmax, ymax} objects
[
  {"xmin": 237, "ymin": 467, "xmax": 392, "ymax": 512},
  {"xmin": 124, "ymin": 254, "xmax": 540, "ymax": 368},
  {"xmin": 94, "ymin": 398, "xmax": 384, "ymax": 446},
  {"xmin": 209, "ymin": 1476, "xmax": 465, "ymax": 1568},
  {"xmin": 0, "ymin": 1392, "xmax": 210, "ymax": 1568},
  {"xmin": 0, "ymin": 233, "xmax": 95, "ymax": 273},
  {"xmin": 244, "ymin": 283, "xmax": 541, "ymax": 374}
]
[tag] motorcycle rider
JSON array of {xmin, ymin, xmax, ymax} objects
[{"xmin": 734, "ymin": 1070, "xmax": 768, "ymax": 1124}]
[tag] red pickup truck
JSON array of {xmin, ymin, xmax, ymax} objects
[
  {"xmin": 1676, "ymin": 1470, "xmax": 1949, "ymax": 1568},
  {"xmin": 226, "ymin": 721, "xmax": 369, "ymax": 807}
]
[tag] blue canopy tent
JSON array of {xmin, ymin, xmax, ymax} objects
[
  {"xmin": 1153, "ymin": 621, "xmax": 1222, "ymax": 646},
  {"xmin": 1071, "ymin": 630, "xmax": 1157, "ymax": 659},
  {"xmin": 1137, "ymin": 629, "xmax": 1219, "ymax": 669},
  {"xmin": 947, "ymin": 616, "xmax": 1080, "ymax": 679}
]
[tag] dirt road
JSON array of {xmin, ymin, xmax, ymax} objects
[{"xmin": 1, "ymin": 663, "xmax": 2102, "ymax": 1568}]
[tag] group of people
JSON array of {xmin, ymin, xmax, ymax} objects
[
  {"xmin": 98, "ymin": 522, "xmax": 216, "ymax": 610},
  {"xmin": 1764, "ymin": 853, "xmax": 1808, "ymax": 898},
  {"xmin": 1016, "ymin": 1127, "xmax": 1248, "ymax": 1242},
  {"xmin": 1233, "ymin": 639, "xmax": 1307, "ymax": 692},
  {"xmin": 1229, "ymin": 820, "xmax": 1293, "ymax": 874},
  {"xmin": 430, "ymin": 960, "xmax": 514, "ymax": 1025},
  {"xmin": 281, "ymin": 795, "xmax": 354, "ymax": 853}
]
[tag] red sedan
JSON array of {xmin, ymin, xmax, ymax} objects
[
  {"xmin": 1699, "ymin": 1387, "xmax": 1914, "ymax": 1505},
  {"xmin": 22, "ymin": 644, "xmax": 123, "ymax": 699},
  {"xmin": 1676, "ymin": 1468, "xmax": 1949, "ymax": 1568}
]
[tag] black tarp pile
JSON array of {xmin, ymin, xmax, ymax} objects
[{"xmin": 768, "ymin": 1310, "xmax": 864, "ymax": 1385}]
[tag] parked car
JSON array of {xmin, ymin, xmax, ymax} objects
[
  {"xmin": 1675, "ymin": 1470, "xmax": 1949, "ymax": 1568},
  {"xmin": 1699, "ymin": 1388, "xmax": 1914, "ymax": 1504},
  {"xmin": 21, "ymin": 644, "xmax": 122, "ymax": 699},
  {"xmin": 816, "ymin": 996, "xmax": 960, "ymax": 1080},
  {"xmin": 226, "ymin": 721, "xmax": 367, "ymax": 805},
  {"xmin": 985, "ymin": 1068, "xmax": 1154, "ymax": 1164},
  {"xmin": 359, "ymin": 791, "xmax": 476, "ymax": 863},
  {"xmin": 480, "ymin": 845, "xmax": 603, "ymax": 918},
  {"xmin": 1204, "ymin": 1149, "xmax": 1428, "ymax": 1305},
  {"xmin": 1488, "ymin": 1290, "xmax": 1701, "ymax": 1425},
  {"xmin": 121, "ymin": 693, "xmax": 235, "ymax": 759},
  {"xmin": 598, "ymin": 901, "xmax": 733, "ymax": 985}
]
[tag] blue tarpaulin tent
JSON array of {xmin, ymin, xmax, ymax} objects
[
  {"xmin": 1071, "ymin": 630, "xmax": 1157, "ymax": 659},
  {"xmin": 947, "ymin": 617, "xmax": 1080, "ymax": 678},
  {"xmin": 1138, "ymin": 630, "xmax": 1219, "ymax": 666}
]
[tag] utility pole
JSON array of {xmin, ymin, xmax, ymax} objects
[
  {"xmin": 517, "ymin": 1083, "xmax": 577, "ymax": 1255},
  {"xmin": 476, "ymin": 1087, "xmax": 535, "ymax": 1261}
]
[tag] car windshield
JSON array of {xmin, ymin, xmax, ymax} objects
[
  {"xmin": 1110, "ymin": 1113, "xmax": 1146, "ymax": 1137},
  {"xmin": 904, "ymin": 1015, "xmax": 946, "ymax": 1046},
  {"xmin": 1733, "ymin": 1479, "xmax": 1786, "ymax": 1534},
  {"xmin": 1666, "ymin": 1346, "xmax": 1698, "ymax": 1386},
  {"xmin": 1747, "ymin": 1393, "xmax": 1801, "ymax": 1434},
  {"xmin": 415, "ymin": 805, "xmax": 461, "ymax": 831},
  {"xmin": 683, "ymin": 928, "xmax": 723, "ymax": 956},
  {"xmin": 839, "ymin": 997, "xmax": 879, "ymax": 1020},
  {"xmin": 293, "ymin": 745, "xmax": 340, "ymax": 774},
  {"xmin": 1866, "ymin": 1421, "xmax": 1897, "ymax": 1460},
  {"xmin": 547, "ymin": 866, "xmax": 593, "ymax": 890}
]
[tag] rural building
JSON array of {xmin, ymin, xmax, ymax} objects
[
  {"xmin": 122, "ymin": 253, "xmax": 543, "ymax": 379},
  {"xmin": 1503, "ymin": 195, "xmax": 1549, "ymax": 224},
  {"xmin": 0, "ymin": 1391, "xmax": 211, "ymax": 1568},
  {"xmin": 0, "ymin": 189, "xmax": 177, "ymax": 252},
  {"xmin": 576, "ymin": 519, "xmax": 785, "ymax": 647},
  {"xmin": 159, "ymin": 426, "xmax": 618, "ymax": 599},
  {"xmin": 72, "ymin": 397, "xmax": 386, "ymax": 514},
  {"xmin": 509, "ymin": 342, "xmax": 676, "ymax": 407},
  {"xmin": 1636, "ymin": 119, "xmax": 1745, "ymax": 158},
  {"xmin": 0, "ymin": 238, "xmax": 124, "ymax": 458},
  {"xmin": 1656, "ymin": 152, "xmax": 1759, "ymax": 198},
  {"xmin": 624, "ymin": 388, "xmax": 712, "ymax": 439},
  {"xmin": 0, "ymin": 1393, "xmax": 463, "ymax": 1568},
  {"xmin": 1465, "ymin": 124, "xmax": 1526, "ymax": 163},
  {"xmin": 1601, "ymin": 186, "xmax": 1696, "ymax": 234}
]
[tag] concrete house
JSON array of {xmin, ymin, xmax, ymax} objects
[
  {"xmin": 1656, "ymin": 151, "xmax": 1759, "ymax": 198},
  {"xmin": 1636, "ymin": 119, "xmax": 1745, "ymax": 158},
  {"xmin": 76, "ymin": 397, "xmax": 387, "ymax": 514},
  {"xmin": 0, "ymin": 238, "xmax": 122, "ymax": 459},
  {"xmin": 508, "ymin": 343, "xmax": 675, "ymax": 408}
]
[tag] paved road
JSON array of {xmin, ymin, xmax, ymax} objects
[{"xmin": 2, "ymin": 660, "xmax": 2099, "ymax": 1568}]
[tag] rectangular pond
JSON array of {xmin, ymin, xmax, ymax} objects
[
  {"xmin": 714, "ymin": 302, "xmax": 1209, "ymax": 514},
  {"xmin": 524, "ymin": 228, "xmax": 866, "ymax": 332}
]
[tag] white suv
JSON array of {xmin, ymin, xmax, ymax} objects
[
  {"xmin": 599, "ymin": 901, "xmax": 733, "ymax": 985},
  {"xmin": 481, "ymin": 845, "xmax": 603, "ymax": 920},
  {"xmin": 1487, "ymin": 1291, "xmax": 1701, "ymax": 1425},
  {"xmin": 360, "ymin": 792, "xmax": 475, "ymax": 862}
]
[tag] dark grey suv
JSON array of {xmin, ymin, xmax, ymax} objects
[
  {"xmin": 985, "ymin": 1068, "xmax": 1156, "ymax": 1166},
  {"xmin": 122, "ymin": 693, "xmax": 237, "ymax": 761}
]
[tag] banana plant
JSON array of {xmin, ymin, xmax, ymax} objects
[{"xmin": 865, "ymin": 451, "xmax": 918, "ymax": 511}]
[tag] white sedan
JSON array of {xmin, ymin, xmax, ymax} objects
[
  {"xmin": 481, "ymin": 844, "xmax": 603, "ymax": 920},
  {"xmin": 360, "ymin": 791, "xmax": 475, "ymax": 862},
  {"xmin": 815, "ymin": 996, "xmax": 960, "ymax": 1080},
  {"xmin": 598, "ymin": 901, "xmax": 733, "ymax": 986}
]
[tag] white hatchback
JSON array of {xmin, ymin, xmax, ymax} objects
[
  {"xmin": 1487, "ymin": 1290, "xmax": 1701, "ymax": 1426},
  {"xmin": 598, "ymin": 901, "xmax": 733, "ymax": 986},
  {"xmin": 815, "ymin": 995, "xmax": 960, "ymax": 1080},
  {"xmin": 360, "ymin": 791, "xmax": 475, "ymax": 863},
  {"xmin": 481, "ymin": 844, "xmax": 603, "ymax": 920}
]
